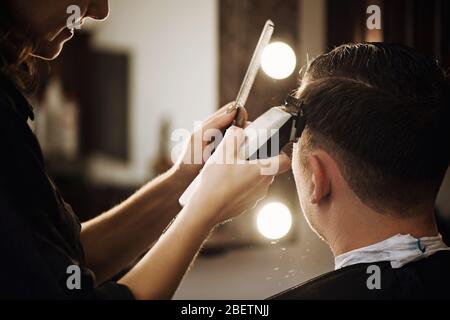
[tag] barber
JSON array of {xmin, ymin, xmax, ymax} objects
[{"xmin": 0, "ymin": 0, "xmax": 291, "ymax": 299}]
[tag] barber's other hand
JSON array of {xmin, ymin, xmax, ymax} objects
[
  {"xmin": 174, "ymin": 103, "xmax": 247, "ymax": 183},
  {"xmin": 184, "ymin": 126, "xmax": 291, "ymax": 228}
]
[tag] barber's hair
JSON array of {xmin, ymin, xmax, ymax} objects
[
  {"xmin": 0, "ymin": 1, "xmax": 37, "ymax": 91},
  {"xmin": 298, "ymin": 43, "xmax": 450, "ymax": 214}
]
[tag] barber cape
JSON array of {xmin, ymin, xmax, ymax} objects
[
  {"xmin": 335, "ymin": 234, "xmax": 450, "ymax": 270},
  {"xmin": 271, "ymin": 234, "xmax": 450, "ymax": 300}
]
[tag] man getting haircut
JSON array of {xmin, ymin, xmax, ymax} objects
[{"xmin": 272, "ymin": 43, "xmax": 450, "ymax": 300}]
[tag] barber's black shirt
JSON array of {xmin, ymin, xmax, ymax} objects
[
  {"xmin": 270, "ymin": 251, "xmax": 450, "ymax": 300},
  {"xmin": 0, "ymin": 75, "xmax": 134, "ymax": 299}
]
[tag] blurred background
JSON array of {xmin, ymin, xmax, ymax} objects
[{"xmin": 30, "ymin": 0, "xmax": 450, "ymax": 299}]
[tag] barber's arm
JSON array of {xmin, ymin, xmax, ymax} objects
[
  {"xmin": 118, "ymin": 126, "xmax": 291, "ymax": 300},
  {"xmin": 80, "ymin": 104, "xmax": 242, "ymax": 285}
]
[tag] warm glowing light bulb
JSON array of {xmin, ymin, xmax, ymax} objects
[
  {"xmin": 261, "ymin": 42, "xmax": 296, "ymax": 80},
  {"xmin": 257, "ymin": 202, "xmax": 293, "ymax": 240}
]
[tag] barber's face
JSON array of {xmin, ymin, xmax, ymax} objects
[
  {"xmin": 292, "ymin": 139, "xmax": 326, "ymax": 241},
  {"xmin": 9, "ymin": 0, "xmax": 109, "ymax": 60}
]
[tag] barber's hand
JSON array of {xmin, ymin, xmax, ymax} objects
[
  {"xmin": 174, "ymin": 103, "xmax": 248, "ymax": 183},
  {"xmin": 184, "ymin": 126, "xmax": 291, "ymax": 228}
]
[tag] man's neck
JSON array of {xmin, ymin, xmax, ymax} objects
[{"xmin": 329, "ymin": 205, "xmax": 438, "ymax": 257}]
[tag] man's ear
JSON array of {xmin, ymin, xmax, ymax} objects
[{"xmin": 308, "ymin": 154, "xmax": 331, "ymax": 205}]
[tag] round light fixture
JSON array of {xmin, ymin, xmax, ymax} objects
[
  {"xmin": 257, "ymin": 202, "xmax": 293, "ymax": 240},
  {"xmin": 261, "ymin": 42, "xmax": 296, "ymax": 80}
]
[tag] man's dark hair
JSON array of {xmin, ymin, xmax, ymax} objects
[{"xmin": 298, "ymin": 43, "xmax": 450, "ymax": 215}]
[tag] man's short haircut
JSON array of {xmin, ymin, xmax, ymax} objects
[{"xmin": 297, "ymin": 43, "xmax": 450, "ymax": 214}]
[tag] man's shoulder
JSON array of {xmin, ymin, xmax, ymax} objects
[{"xmin": 270, "ymin": 251, "xmax": 450, "ymax": 300}]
